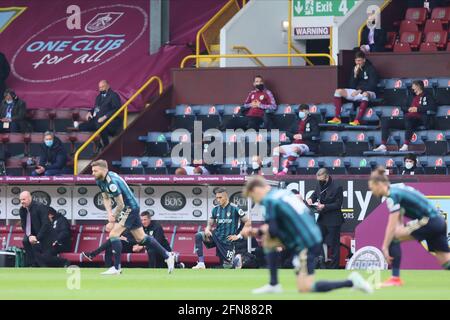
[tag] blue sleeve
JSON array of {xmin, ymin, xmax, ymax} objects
[
  {"xmin": 386, "ymin": 194, "xmax": 401, "ymax": 213},
  {"xmin": 211, "ymin": 207, "xmax": 218, "ymax": 220}
]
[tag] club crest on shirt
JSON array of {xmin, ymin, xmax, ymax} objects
[
  {"xmin": 109, "ymin": 184, "xmax": 118, "ymax": 193},
  {"xmin": 259, "ymin": 95, "xmax": 265, "ymax": 100}
]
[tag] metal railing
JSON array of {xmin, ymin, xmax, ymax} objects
[
  {"xmin": 290, "ymin": 44, "xmax": 314, "ymax": 66},
  {"xmin": 232, "ymin": 46, "xmax": 265, "ymax": 66},
  {"xmin": 73, "ymin": 76, "xmax": 163, "ymax": 175},
  {"xmin": 181, "ymin": 53, "xmax": 336, "ymax": 68}
]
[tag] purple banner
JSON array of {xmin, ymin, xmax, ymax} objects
[{"xmin": 0, "ymin": 0, "xmax": 227, "ymax": 111}]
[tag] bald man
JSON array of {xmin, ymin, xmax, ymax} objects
[
  {"xmin": 19, "ymin": 191, "xmax": 51, "ymax": 267},
  {"xmin": 79, "ymin": 80, "xmax": 122, "ymax": 148}
]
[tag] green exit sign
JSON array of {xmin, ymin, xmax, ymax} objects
[{"xmin": 293, "ymin": 0, "xmax": 358, "ymax": 17}]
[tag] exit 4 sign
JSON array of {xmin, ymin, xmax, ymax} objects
[{"xmin": 293, "ymin": 0, "xmax": 358, "ymax": 17}]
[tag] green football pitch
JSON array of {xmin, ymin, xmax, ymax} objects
[{"xmin": 0, "ymin": 268, "xmax": 449, "ymax": 300}]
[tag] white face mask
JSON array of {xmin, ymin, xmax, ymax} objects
[
  {"xmin": 298, "ymin": 111, "xmax": 307, "ymax": 119},
  {"xmin": 405, "ymin": 162, "xmax": 414, "ymax": 170},
  {"xmin": 252, "ymin": 162, "xmax": 260, "ymax": 170},
  {"xmin": 5, "ymin": 100, "xmax": 13, "ymax": 104}
]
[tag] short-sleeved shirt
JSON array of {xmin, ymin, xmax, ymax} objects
[
  {"xmin": 96, "ymin": 171, "xmax": 139, "ymax": 211},
  {"xmin": 261, "ymin": 189, "xmax": 322, "ymax": 252},
  {"xmin": 211, "ymin": 203, "xmax": 246, "ymax": 243},
  {"xmin": 386, "ymin": 184, "xmax": 439, "ymax": 220}
]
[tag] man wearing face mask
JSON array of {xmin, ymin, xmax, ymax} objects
[
  {"xmin": 32, "ymin": 131, "xmax": 68, "ymax": 176},
  {"xmin": 373, "ymin": 80, "xmax": 436, "ymax": 152},
  {"xmin": 306, "ymin": 169, "xmax": 344, "ymax": 269},
  {"xmin": 0, "ymin": 89, "xmax": 29, "ymax": 133},
  {"xmin": 225, "ymin": 75, "xmax": 277, "ymax": 130},
  {"xmin": 79, "ymin": 80, "xmax": 122, "ymax": 148},
  {"xmin": 359, "ymin": 15, "xmax": 386, "ymax": 53},
  {"xmin": 328, "ymin": 51, "xmax": 378, "ymax": 126},
  {"xmin": 272, "ymin": 104, "xmax": 319, "ymax": 175},
  {"xmin": 402, "ymin": 154, "xmax": 422, "ymax": 175},
  {"xmin": 250, "ymin": 155, "xmax": 264, "ymax": 175}
]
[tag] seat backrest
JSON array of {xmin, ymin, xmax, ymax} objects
[
  {"xmin": 425, "ymin": 31, "xmax": 448, "ymax": 44},
  {"xmin": 431, "ymin": 7, "xmax": 450, "ymax": 21},
  {"xmin": 172, "ymin": 232, "xmax": 196, "ymax": 254},
  {"xmin": 322, "ymin": 157, "xmax": 345, "ymax": 169},
  {"xmin": 437, "ymin": 105, "xmax": 450, "ymax": 116},
  {"xmin": 320, "ymin": 131, "xmax": 343, "ymax": 143},
  {"xmin": 8, "ymin": 226, "xmax": 24, "ymax": 248},
  {"xmin": 147, "ymin": 157, "xmax": 166, "ymax": 168},
  {"xmin": 196, "ymin": 105, "xmax": 219, "ymax": 116},
  {"xmin": 220, "ymin": 105, "xmax": 242, "ymax": 116},
  {"xmin": 317, "ymin": 103, "xmax": 336, "ymax": 117},
  {"xmin": 400, "ymin": 31, "xmax": 422, "ymax": 46},
  {"xmin": 384, "ymin": 78, "xmax": 407, "ymax": 90},
  {"xmin": 424, "ymin": 156, "xmax": 446, "ymax": 168},
  {"xmin": 275, "ymin": 104, "xmax": 297, "ymax": 115},
  {"xmin": 424, "ymin": 19, "xmax": 444, "ymax": 33},
  {"xmin": 121, "ymin": 156, "xmax": 144, "ymax": 168},
  {"xmin": 341, "ymin": 131, "xmax": 369, "ymax": 143},
  {"xmin": 423, "ymin": 130, "xmax": 447, "ymax": 142},
  {"xmin": 296, "ymin": 157, "xmax": 320, "ymax": 169},
  {"xmin": 373, "ymin": 106, "xmax": 404, "ymax": 117},
  {"xmin": 400, "ymin": 20, "xmax": 420, "ymax": 34},
  {"xmin": 175, "ymin": 105, "xmax": 193, "ymax": 116},
  {"xmin": 405, "ymin": 7, "xmax": 428, "ymax": 23},
  {"xmin": 75, "ymin": 225, "xmax": 104, "ymax": 253},
  {"xmin": 344, "ymin": 157, "xmax": 371, "ymax": 169},
  {"xmin": 385, "ymin": 31, "xmax": 397, "ymax": 48},
  {"xmin": 420, "ymin": 42, "xmax": 438, "ymax": 51}
]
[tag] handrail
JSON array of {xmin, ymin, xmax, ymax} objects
[
  {"xmin": 289, "ymin": 44, "xmax": 314, "ymax": 66},
  {"xmin": 196, "ymin": 0, "xmax": 240, "ymax": 67},
  {"xmin": 232, "ymin": 46, "xmax": 265, "ymax": 66},
  {"xmin": 181, "ymin": 53, "xmax": 336, "ymax": 68},
  {"xmin": 357, "ymin": 0, "xmax": 392, "ymax": 47},
  {"xmin": 73, "ymin": 76, "xmax": 163, "ymax": 175}
]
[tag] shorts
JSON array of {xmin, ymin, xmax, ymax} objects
[
  {"xmin": 202, "ymin": 232, "xmax": 235, "ymax": 262},
  {"xmin": 118, "ymin": 207, "xmax": 142, "ymax": 230},
  {"xmin": 410, "ymin": 216, "xmax": 449, "ymax": 253},
  {"xmin": 342, "ymin": 89, "xmax": 376, "ymax": 102},
  {"xmin": 294, "ymin": 244, "xmax": 321, "ymax": 276},
  {"xmin": 280, "ymin": 144, "xmax": 310, "ymax": 157}
]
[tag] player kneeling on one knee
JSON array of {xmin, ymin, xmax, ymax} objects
[
  {"xmin": 192, "ymin": 188, "xmax": 250, "ymax": 269},
  {"xmin": 272, "ymin": 104, "xmax": 319, "ymax": 176},
  {"xmin": 242, "ymin": 176, "xmax": 373, "ymax": 294}
]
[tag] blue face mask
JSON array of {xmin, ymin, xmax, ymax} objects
[
  {"xmin": 45, "ymin": 140, "xmax": 53, "ymax": 148},
  {"xmin": 299, "ymin": 111, "xmax": 307, "ymax": 119}
]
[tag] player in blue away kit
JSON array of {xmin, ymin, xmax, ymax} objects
[
  {"xmin": 89, "ymin": 160, "xmax": 176, "ymax": 275},
  {"xmin": 369, "ymin": 167, "xmax": 450, "ymax": 287},
  {"xmin": 242, "ymin": 176, "xmax": 372, "ymax": 294}
]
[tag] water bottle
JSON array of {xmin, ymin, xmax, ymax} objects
[{"xmin": 1, "ymin": 236, "xmax": 6, "ymax": 251}]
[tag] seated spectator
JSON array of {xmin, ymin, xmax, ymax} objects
[
  {"xmin": 175, "ymin": 162, "xmax": 210, "ymax": 175},
  {"xmin": 250, "ymin": 155, "xmax": 264, "ymax": 175},
  {"xmin": 132, "ymin": 211, "xmax": 174, "ymax": 268},
  {"xmin": 328, "ymin": 51, "xmax": 378, "ymax": 126},
  {"xmin": 79, "ymin": 80, "xmax": 121, "ymax": 148},
  {"xmin": 0, "ymin": 89, "xmax": 29, "ymax": 133},
  {"xmin": 272, "ymin": 104, "xmax": 319, "ymax": 175},
  {"xmin": 225, "ymin": 75, "xmax": 277, "ymax": 130},
  {"xmin": 32, "ymin": 131, "xmax": 68, "ymax": 176},
  {"xmin": 0, "ymin": 51, "xmax": 9, "ymax": 98},
  {"xmin": 401, "ymin": 154, "xmax": 422, "ymax": 175},
  {"xmin": 373, "ymin": 80, "xmax": 436, "ymax": 152},
  {"xmin": 359, "ymin": 15, "xmax": 386, "ymax": 53}
]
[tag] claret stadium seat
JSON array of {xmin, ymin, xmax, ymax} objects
[
  {"xmin": 54, "ymin": 109, "xmax": 75, "ymax": 132},
  {"xmin": 424, "ymin": 19, "xmax": 445, "ymax": 33},
  {"xmin": 404, "ymin": 7, "xmax": 428, "ymax": 26},
  {"xmin": 171, "ymin": 225, "xmax": 199, "ymax": 264},
  {"xmin": 30, "ymin": 109, "xmax": 54, "ymax": 133},
  {"xmin": 423, "ymin": 31, "xmax": 448, "ymax": 50},
  {"xmin": 2, "ymin": 133, "xmax": 26, "ymax": 157},
  {"xmin": 431, "ymin": 7, "xmax": 450, "ymax": 23},
  {"xmin": 395, "ymin": 31, "xmax": 422, "ymax": 51},
  {"xmin": 8, "ymin": 226, "xmax": 25, "ymax": 248}
]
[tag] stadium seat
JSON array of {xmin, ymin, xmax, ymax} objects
[
  {"xmin": 172, "ymin": 225, "xmax": 199, "ymax": 264},
  {"xmin": 420, "ymin": 156, "xmax": 448, "ymax": 174},
  {"xmin": 28, "ymin": 132, "xmax": 72, "ymax": 157},
  {"xmin": 116, "ymin": 157, "xmax": 146, "ymax": 174},
  {"xmin": 139, "ymin": 132, "xmax": 170, "ymax": 157},
  {"xmin": 341, "ymin": 131, "xmax": 371, "ymax": 156},
  {"xmin": 73, "ymin": 225, "xmax": 104, "ymax": 263},
  {"xmin": 391, "ymin": 130, "xmax": 426, "ymax": 153},
  {"xmin": 423, "ymin": 31, "xmax": 448, "ymax": 50},
  {"xmin": 421, "ymin": 130, "xmax": 449, "ymax": 155},
  {"xmin": 396, "ymin": 31, "xmax": 422, "ymax": 51},
  {"xmin": 404, "ymin": 7, "xmax": 428, "ymax": 26},
  {"xmin": 344, "ymin": 157, "xmax": 372, "ymax": 174},
  {"xmin": 5, "ymin": 157, "xmax": 25, "ymax": 176},
  {"xmin": 53, "ymin": 109, "xmax": 75, "ymax": 132},
  {"xmin": 269, "ymin": 104, "xmax": 298, "ymax": 131},
  {"xmin": 144, "ymin": 157, "xmax": 168, "ymax": 174},
  {"xmin": 30, "ymin": 109, "xmax": 53, "ymax": 132},
  {"xmin": 170, "ymin": 105, "xmax": 196, "ymax": 131},
  {"xmin": 369, "ymin": 156, "xmax": 402, "ymax": 174},
  {"xmin": 294, "ymin": 157, "xmax": 320, "ymax": 175},
  {"xmin": 71, "ymin": 132, "xmax": 97, "ymax": 159},
  {"xmin": 319, "ymin": 132, "xmax": 345, "ymax": 156},
  {"xmin": 320, "ymin": 157, "xmax": 346, "ymax": 174},
  {"xmin": 435, "ymin": 79, "xmax": 450, "ymax": 105},
  {"xmin": 431, "ymin": 7, "xmax": 450, "ymax": 23},
  {"xmin": 381, "ymin": 79, "xmax": 408, "ymax": 106},
  {"xmin": 218, "ymin": 158, "xmax": 243, "ymax": 175},
  {"xmin": 393, "ymin": 42, "xmax": 412, "ymax": 52},
  {"xmin": 424, "ymin": 19, "xmax": 445, "ymax": 33},
  {"xmin": 385, "ymin": 31, "xmax": 398, "ymax": 50},
  {"xmin": 436, "ymin": 105, "xmax": 450, "ymax": 130},
  {"xmin": 399, "ymin": 20, "xmax": 420, "ymax": 34},
  {"xmin": 195, "ymin": 105, "xmax": 222, "ymax": 131},
  {"xmin": 8, "ymin": 227, "xmax": 24, "ymax": 248},
  {"xmin": 358, "ymin": 106, "xmax": 380, "ymax": 124},
  {"xmin": 339, "ymin": 234, "xmax": 353, "ymax": 268},
  {"xmin": 0, "ymin": 225, "xmax": 11, "ymax": 248},
  {"xmin": 2, "ymin": 133, "xmax": 26, "ymax": 157}
]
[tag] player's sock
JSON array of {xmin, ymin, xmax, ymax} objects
[
  {"xmin": 355, "ymin": 100, "xmax": 369, "ymax": 121},
  {"xmin": 333, "ymin": 96, "xmax": 343, "ymax": 117},
  {"xmin": 90, "ymin": 239, "xmax": 111, "ymax": 257},
  {"xmin": 313, "ymin": 280, "xmax": 353, "ymax": 292},
  {"xmin": 266, "ymin": 251, "xmax": 279, "ymax": 286},
  {"xmin": 442, "ymin": 260, "xmax": 450, "ymax": 270},
  {"xmin": 110, "ymin": 237, "xmax": 122, "ymax": 270},
  {"xmin": 194, "ymin": 232, "xmax": 204, "ymax": 262},
  {"xmin": 141, "ymin": 235, "xmax": 169, "ymax": 259},
  {"xmin": 389, "ymin": 240, "xmax": 402, "ymax": 277}
]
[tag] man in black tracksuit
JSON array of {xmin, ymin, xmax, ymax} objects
[
  {"xmin": 307, "ymin": 169, "xmax": 344, "ymax": 269},
  {"xmin": 79, "ymin": 80, "xmax": 121, "ymax": 147},
  {"xmin": 272, "ymin": 104, "xmax": 320, "ymax": 175},
  {"xmin": 32, "ymin": 132, "xmax": 68, "ymax": 176}
]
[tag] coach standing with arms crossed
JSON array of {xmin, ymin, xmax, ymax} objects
[
  {"xmin": 19, "ymin": 191, "xmax": 51, "ymax": 267},
  {"xmin": 307, "ymin": 169, "xmax": 344, "ymax": 269}
]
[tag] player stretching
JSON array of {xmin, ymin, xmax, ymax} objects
[
  {"xmin": 242, "ymin": 176, "xmax": 372, "ymax": 294},
  {"xmin": 368, "ymin": 167, "xmax": 450, "ymax": 287},
  {"xmin": 89, "ymin": 160, "xmax": 176, "ymax": 275}
]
